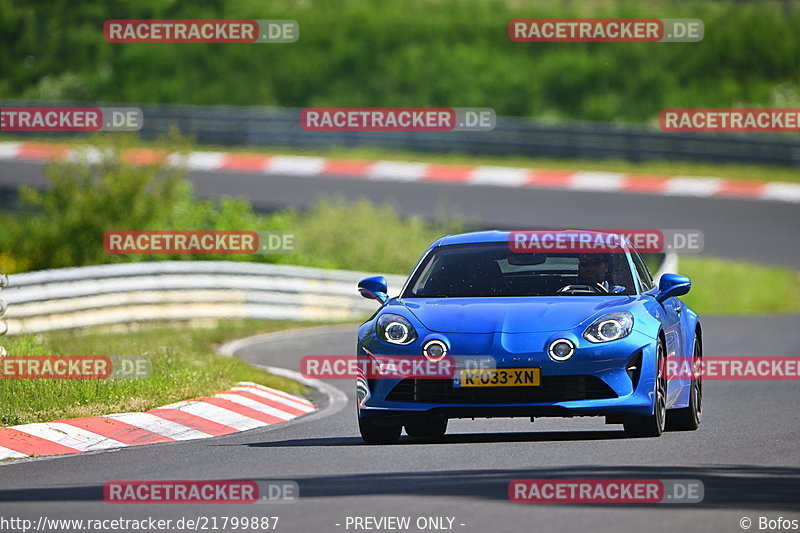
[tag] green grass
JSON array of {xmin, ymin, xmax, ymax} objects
[
  {"xmin": 679, "ymin": 256, "xmax": 800, "ymax": 315},
  {"xmin": 0, "ymin": 319, "xmax": 347, "ymax": 426}
]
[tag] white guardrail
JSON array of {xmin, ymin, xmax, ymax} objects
[
  {"xmin": 0, "ymin": 262, "xmax": 406, "ymax": 336},
  {"xmin": 0, "ymin": 254, "xmax": 677, "ymax": 338}
]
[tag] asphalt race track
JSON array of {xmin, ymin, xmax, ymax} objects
[
  {"xmin": 0, "ymin": 318, "xmax": 799, "ymax": 532},
  {"xmin": 0, "ymin": 159, "xmax": 798, "ymax": 532}
]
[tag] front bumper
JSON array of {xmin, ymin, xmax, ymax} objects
[{"xmin": 357, "ymin": 330, "xmax": 659, "ymax": 420}]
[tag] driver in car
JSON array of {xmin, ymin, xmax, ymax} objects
[{"xmin": 576, "ymin": 253, "xmax": 611, "ymax": 291}]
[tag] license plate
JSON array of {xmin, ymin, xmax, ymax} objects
[{"xmin": 454, "ymin": 368, "xmax": 540, "ymax": 387}]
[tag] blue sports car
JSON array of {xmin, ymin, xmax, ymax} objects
[{"xmin": 356, "ymin": 230, "xmax": 702, "ymax": 443}]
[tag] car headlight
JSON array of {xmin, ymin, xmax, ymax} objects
[
  {"xmin": 548, "ymin": 339, "xmax": 575, "ymax": 361},
  {"xmin": 377, "ymin": 314, "xmax": 417, "ymax": 345},
  {"xmin": 423, "ymin": 340, "xmax": 447, "ymax": 361},
  {"xmin": 583, "ymin": 312, "xmax": 634, "ymax": 343}
]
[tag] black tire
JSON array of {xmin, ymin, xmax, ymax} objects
[
  {"xmin": 666, "ymin": 335, "xmax": 702, "ymax": 431},
  {"xmin": 624, "ymin": 339, "xmax": 667, "ymax": 438},
  {"xmin": 404, "ymin": 418, "xmax": 448, "ymax": 440},
  {"xmin": 358, "ymin": 417, "xmax": 402, "ymax": 444}
]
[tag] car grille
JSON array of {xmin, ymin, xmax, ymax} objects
[{"xmin": 385, "ymin": 375, "xmax": 617, "ymax": 404}]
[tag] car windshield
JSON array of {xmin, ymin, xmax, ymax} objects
[{"xmin": 403, "ymin": 243, "xmax": 637, "ymax": 297}]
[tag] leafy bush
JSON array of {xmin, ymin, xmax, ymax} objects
[
  {"xmin": 6, "ymin": 134, "xmax": 199, "ymax": 270},
  {"xmin": 0, "ymin": 134, "xmax": 464, "ymax": 274},
  {"xmin": 266, "ymin": 198, "xmax": 464, "ymax": 274}
]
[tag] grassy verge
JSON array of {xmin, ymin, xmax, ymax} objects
[
  {"xmin": 0, "ymin": 319, "xmax": 350, "ymax": 426},
  {"xmin": 679, "ymin": 257, "xmax": 800, "ymax": 315}
]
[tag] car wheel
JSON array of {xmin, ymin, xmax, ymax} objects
[
  {"xmin": 358, "ymin": 416, "xmax": 402, "ymax": 444},
  {"xmin": 624, "ymin": 339, "xmax": 667, "ymax": 438},
  {"xmin": 666, "ymin": 334, "xmax": 702, "ymax": 431},
  {"xmin": 404, "ymin": 417, "xmax": 448, "ymax": 440}
]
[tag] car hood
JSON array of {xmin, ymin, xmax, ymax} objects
[{"xmin": 399, "ymin": 297, "xmax": 636, "ymax": 334}]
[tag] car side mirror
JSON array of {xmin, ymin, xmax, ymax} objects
[
  {"xmin": 358, "ymin": 276, "xmax": 389, "ymax": 304},
  {"xmin": 656, "ymin": 273, "xmax": 691, "ymax": 303}
]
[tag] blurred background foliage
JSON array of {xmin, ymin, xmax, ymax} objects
[
  {"xmin": 0, "ymin": 0, "xmax": 797, "ymax": 123},
  {"xmin": 0, "ymin": 0, "xmax": 798, "ymax": 316},
  {"xmin": 0, "ymin": 134, "xmax": 464, "ymax": 274},
  {"xmin": 0, "ymin": 134, "xmax": 796, "ymax": 315}
]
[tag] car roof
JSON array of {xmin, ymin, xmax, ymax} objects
[{"xmin": 433, "ymin": 229, "xmax": 634, "ymax": 249}]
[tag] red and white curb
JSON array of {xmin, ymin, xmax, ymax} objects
[
  {"xmin": 0, "ymin": 382, "xmax": 315, "ymax": 461},
  {"xmin": 1, "ymin": 141, "xmax": 798, "ymax": 203}
]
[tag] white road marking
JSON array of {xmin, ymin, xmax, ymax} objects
[
  {"xmin": 156, "ymin": 401, "xmax": 267, "ymax": 432},
  {"xmin": 367, "ymin": 161, "xmax": 428, "ymax": 181},
  {"xmin": 469, "ymin": 166, "xmax": 530, "ymax": 187},
  {"xmin": 107, "ymin": 413, "xmax": 212, "ymax": 441},
  {"xmin": 11, "ymin": 423, "xmax": 127, "ymax": 451},
  {"xmin": 570, "ymin": 171, "xmax": 625, "ymax": 191},
  {"xmin": 266, "ymin": 156, "xmax": 326, "ymax": 175},
  {"xmin": 215, "ymin": 393, "xmax": 295, "ymax": 420}
]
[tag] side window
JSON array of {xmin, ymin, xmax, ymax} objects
[{"xmin": 631, "ymin": 252, "xmax": 655, "ymax": 291}]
